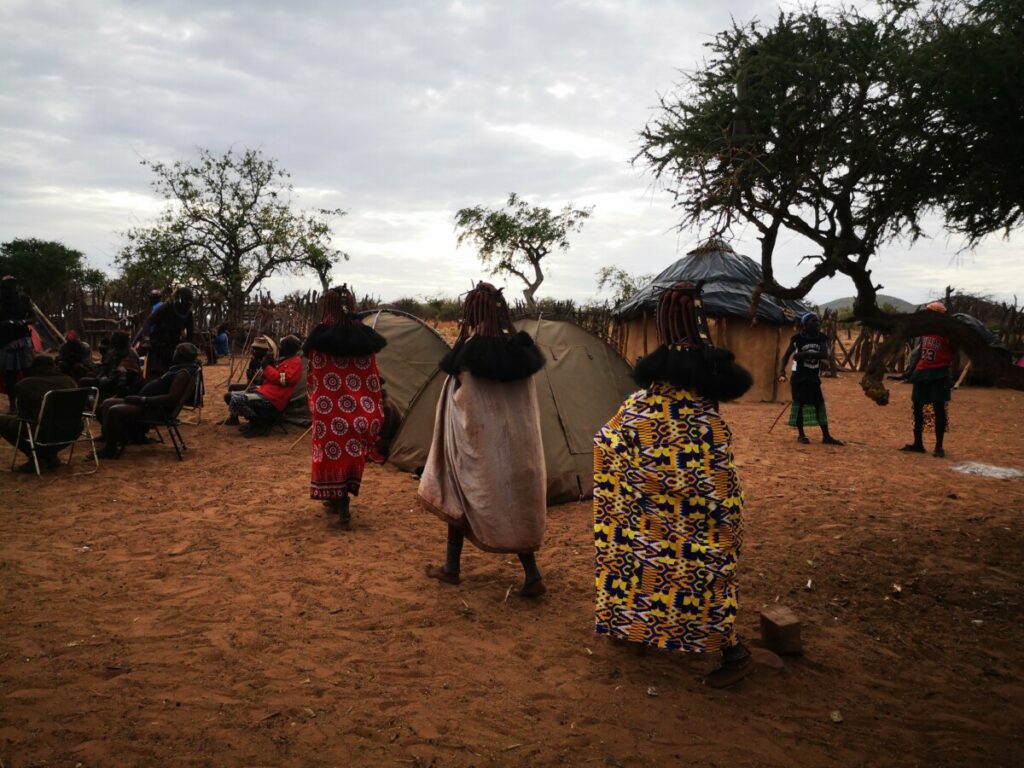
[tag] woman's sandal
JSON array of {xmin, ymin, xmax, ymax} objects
[{"xmin": 425, "ymin": 565, "xmax": 460, "ymax": 585}]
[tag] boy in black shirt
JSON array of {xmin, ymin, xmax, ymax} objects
[{"xmin": 779, "ymin": 313, "xmax": 843, "ymax": 445}]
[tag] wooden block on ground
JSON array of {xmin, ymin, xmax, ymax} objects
[{"xmin": 760, "ymin": 605, "xmax": 802, "ymax": 654}]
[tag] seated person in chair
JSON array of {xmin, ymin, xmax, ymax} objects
[
  {"xmin": 224, "ymin": 334, "xmax": 277, "ymax": 399},
  {"xmin": 97, "ymin": 343, "xmax": 200, "ymax": 459},
  {"xmin": 56, "ymin": 331, "xmax": 95, "ymax": 382},
  {"xmin": 226, "ymin": 335, "xmax": 303, "ymax": 436},
  {"xmin": 80, "ymin": 331, "xmax": 142, "ymax": 403},
  {"xmin": 0, "ymin": 355, "xmax": 77, "ymax": 473}
]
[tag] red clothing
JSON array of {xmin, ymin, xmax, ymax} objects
[
  {"xmin": 256, "ymin": 355, "xmax": 302, "ymax": 411},
  {"xmin": 307, "ymin": 351, "xmax": 383, "ymax": 498},
  {"xmin": 916, "ymin": 335, "xmax": 953, "ymax": 371}
]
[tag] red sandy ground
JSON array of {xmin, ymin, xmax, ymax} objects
[{"xmin": 1, "ymin": 368, "xmax": 1022, "ymax": 768}]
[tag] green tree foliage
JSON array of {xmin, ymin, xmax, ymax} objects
[
  {"xmin": 596, "ymin": 266, "xmax": 654, "ymax": 307},
  {"xmin": 637, "ymin": 0, "xmax": 1024, "ymax": 392},
  {"xmin": 454, "ymin": 193, "xmax": 592, "ymax": 312},
  {"xmin": 0, "ymin": 238, "xmax": 105, "ymax": 309},
  {"xmin": 118, "ymin": 147, "xmax": 348, "ymax": 322},
  {"xmin": 916, "ymin": 0, "xmax": 1024, "ymax": 242}
]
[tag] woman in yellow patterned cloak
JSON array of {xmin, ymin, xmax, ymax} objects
[{"xmin": 594, "ymin": 282, "xmax": 754, "ymax": 688}]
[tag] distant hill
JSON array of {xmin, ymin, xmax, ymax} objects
[{"xmin": 819, "ymin": 295, "xmax": 917, "ymax": 313}]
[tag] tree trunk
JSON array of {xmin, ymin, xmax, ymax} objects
[
  {"xmin": 521, "ymin": 259, "xmax": 544, "ymax": 314},
  {"xmin": 522, "ymin": 285, "xmax": 538, "ymax": 313},
  {"xmin": 227, "ymin": 285, "xmax": 247, "ymax": 327}
]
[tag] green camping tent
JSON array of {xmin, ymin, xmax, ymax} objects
[
  {"xmin": 357, "ymin": 308, "xmax": 450, "ymax": 417},
  {"xmin": 388, "ymin": 318, "xmax": 636, "ymax": 505}
]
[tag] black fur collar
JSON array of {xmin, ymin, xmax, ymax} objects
[
  {"xmin": 303, "ymin": 322, "xmax": 387, "ymax": 358},
  {"xmin": 439, "ymin": 332, "xmax": 545, "ymax": 382},
  {"xmin": 634, "ymin": 345, "xmax": 752, "ymax": 402}
]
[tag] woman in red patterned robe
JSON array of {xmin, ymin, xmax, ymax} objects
[{"xmin": 303, "ymin": 285, "xmax": 386, "ymax": 527}]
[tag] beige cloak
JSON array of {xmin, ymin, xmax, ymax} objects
[{"xmin": 417, "ymin": 372, "xmax": 546, "ymax": 553}]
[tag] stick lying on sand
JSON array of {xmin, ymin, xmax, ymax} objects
[{"xmin": 289, "ymin": 425, "xmax": 312, "ymax": 450}]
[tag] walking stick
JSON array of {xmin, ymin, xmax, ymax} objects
[
  {"xmin": 219, "ymin": 355, "xmax": 269, "ymax": 426},
  {"xmin": 768, "ymin": 401, "xmax": 792, "ymax": 434},
  {"xmin": 228, "ymin": 324, "xmax": 258, "ymax": 384},
  {"xmin": 288, "ymin": 425, "xmax": 312, "ymax": 450}
]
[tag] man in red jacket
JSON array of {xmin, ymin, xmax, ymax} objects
[
  {"xmin": 227, "ymin": 335, "xmax": 303, "ymax": 437},
  {"xmin": 901, "ymin": 302, "xmax": 955, "ymax": 457}
]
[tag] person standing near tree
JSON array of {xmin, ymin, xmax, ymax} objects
[
  {"xmin": 303, "ymin": 285, "xmax": 386, "ymax": 527},
  {"xmin": 136, "ymin": 287, "xmax": 195, "ymax": 381},
  {"xmin": 778, "ymin": 312, "xmax": 843, "ymax": 445},
  {"xmin": 594, "ymin": 282, "xmax": 754, "ymax": 688},
  {"xmin": 901, "ymin": 302, "xmax": 954, "ymax": 458},
  {"xmin": 419, "ymin": 282, "xmax": 548, "ymax": 597},
  {"xmin": 0, "ymin": 275, "xmax": 34, "ymax": 412}
]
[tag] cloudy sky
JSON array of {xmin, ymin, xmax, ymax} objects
[{"xmin": 1, "ymin": 0, "xmax": 1020, "ymax": 307}]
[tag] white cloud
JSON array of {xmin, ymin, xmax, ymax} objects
[{"xmin": 0, "ymin": 0, "xmax": 1018, "ymax": 306}]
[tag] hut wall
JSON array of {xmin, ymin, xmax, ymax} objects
[{"xmin": 616, "ymin": 316, "xmax": 783, "ymax": 402}]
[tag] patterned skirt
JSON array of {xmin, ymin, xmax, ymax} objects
[
  {"xmin": 594, "ymin": 384, "xmax": 743, "ymax": 653},
  {"xmin": 307, "ymin": 351, "xmax": 383, "ymax": 499},
  {"xmin": 787, "ymin": 402, "xmax": 827, "ymax": 427}
]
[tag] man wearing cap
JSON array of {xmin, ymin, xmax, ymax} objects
[
  {"xmin": 0, "ymin": 355, "xmax": 77, "ymax": 472},
  {"xmin": 901, "ymin": 302, "xmax": 954, "ymax": 457},
  {"xmin": 222, "ymin": 334, "xmax": 277, "ymax": 424},
  {"xmin": 778, "ymin": 312, "xmax": 843, "ymax": 445},
  {"xmin": 226, "ymin": 335, "xmax": 303, "ymax": 436}
]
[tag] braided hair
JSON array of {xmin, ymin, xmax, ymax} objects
[
  {"xmin": 440, "ymin": 281, "xmax": 545, "ymax": 381},
  {"xmin": 655, "ymin": 281, "xmax": 713, "ymax": 350},
  {"xmin": 321, "ymin": 284, "xmax": 358, "ymax": 325},
  {"xmin": 303, "ymin": 283, "xmax": 386, "ymax": 358},
  {"xmin": 633, "ymin": 281, "xmax": 752, "ymax": 402},
  {"xmin": 457, "ymin": 282, "xmax": 516, "ymax": 342}
]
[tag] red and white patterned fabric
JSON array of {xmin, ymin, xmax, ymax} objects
[{"xmin": 307, "ymin": 351, "xmax": 383, "ymax": 499}]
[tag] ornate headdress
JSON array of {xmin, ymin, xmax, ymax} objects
[{"xmin": 655, "ymin": 281, "xmax": 714, "ymax": 350}]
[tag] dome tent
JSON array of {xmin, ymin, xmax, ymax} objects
[
  {"xmin": 388, "ymin": 318, "xmax": 636, "ymax": 505},
  {"xmin": 614, "ymin": 239, "xmax": 812, "ymax": 402},
  {"xmin": 355, "ymin": 308, "xmax": 451, "ymax": 418}
]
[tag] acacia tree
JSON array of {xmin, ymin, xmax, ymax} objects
[
  {"xmin": 118, "ymin": 147, "xmax": 348, "ymax": 323},
  {"xmin": 454, "ymin": 193, "xmax": 593, "ymax": 312},
  {"xmin": 637, "ymin": 0, "xmax": 1023, "ymax": 398}
]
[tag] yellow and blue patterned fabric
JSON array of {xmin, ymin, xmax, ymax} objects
[{"xmin": 594, "ymin": 383, "xmax": 743, "ymax": 652}]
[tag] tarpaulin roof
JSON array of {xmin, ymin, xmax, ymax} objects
[
  {"xmin": 615, "ymin": 240, "xmax": 811, "ymax": 324},
  {"xmin": 952, "ymin": 312, "xmax": 1007, "ymax": 350}
]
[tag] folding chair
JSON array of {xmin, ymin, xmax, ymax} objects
[
  {"xmin": 138, "ymin": 371, "xmax": 201, "ymax": 461},
  {"xmin": 11, "ymin": 387, "xmax": 99, "ymax": 477}
]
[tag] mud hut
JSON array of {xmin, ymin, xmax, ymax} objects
[{"xmin": 614, "ymin": 240, "xmax": 810, "ymax": 402}]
